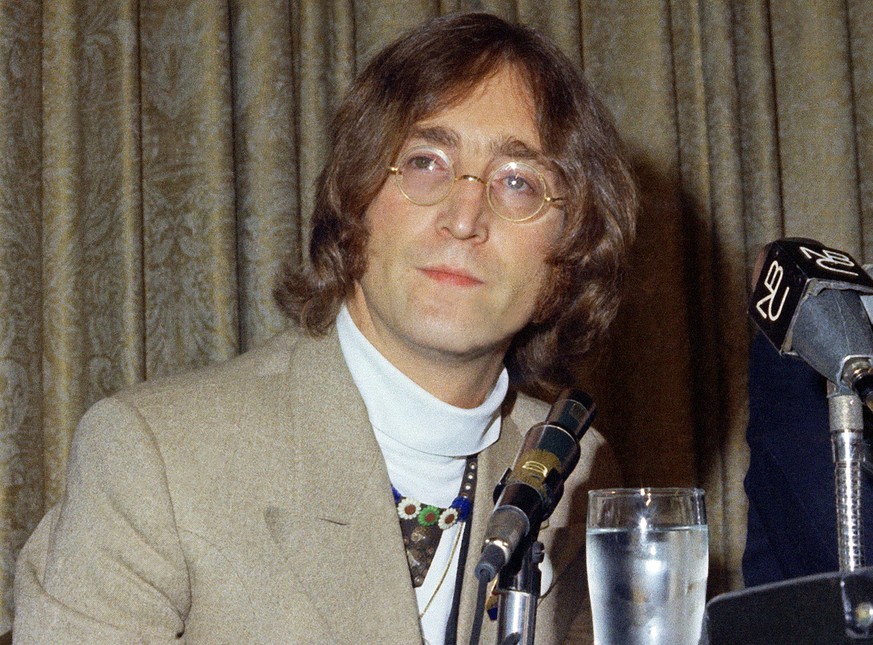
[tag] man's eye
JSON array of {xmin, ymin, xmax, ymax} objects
[
  {"xmin": 410, "ymin": 156, "xmax": 438, "ymax": 171},
  {"xmin": 504, "ymin": 174, "xmax": 530, "ymax": 192},
  {"xmin": 497, "ymin": 171, "xmax": 539, "ymax": 196},
  {"xmin": 491, "ymin": 162, "xmax": 545, "ymax": 201}
]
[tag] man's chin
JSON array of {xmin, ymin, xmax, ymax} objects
[{"xmin": 405, "ymin": 322, "xmax": 514, "ymax": 363}]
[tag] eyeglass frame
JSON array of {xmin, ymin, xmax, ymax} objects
[{"xmin": 386, "ymin": 145, "xmax": 565, "ymax": 223}]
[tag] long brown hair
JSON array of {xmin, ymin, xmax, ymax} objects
[{"xmin": 275, "ymin": 12, "xmax": 638, "ymax": 392}]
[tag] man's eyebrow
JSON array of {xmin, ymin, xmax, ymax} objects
[
  {"xmin": 406, "ymin": 125, "xmax": 460, "ymax": 148},
  {"xmin": 405, "ymin": 126, "xmax": 548, "ymax": 165},
  {"xmin": 491, "ymin": 138, "xmax": 547, "ymax": 164}
]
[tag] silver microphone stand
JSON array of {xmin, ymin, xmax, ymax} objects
[
  {"xmin": 495, "ymin": 539, "xmax": 543, "ymax": 645},
  {"xmin": 828, "ymin": 382, "xmax": 865, "ymax": 571}
]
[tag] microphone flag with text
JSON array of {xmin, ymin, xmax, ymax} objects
[
  {"xmin": 748, "ymin": 237, "xmax": 873, "ymax": 406},
  {"xmin": 475, "ymin": 389, "xmax": 596, "ymax": 582}
]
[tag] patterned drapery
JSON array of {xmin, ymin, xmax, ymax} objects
[{"xmin": 1, "ymin": 0, "xmax": 871, "ymax": 635}]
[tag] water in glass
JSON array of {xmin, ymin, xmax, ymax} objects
[{"xmin": 587, "ymin": 524, "xmax": 708, "ymax": 645}]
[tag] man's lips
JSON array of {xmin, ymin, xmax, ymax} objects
[{"xmin": 419, "ymin": 266, "xmax": 484, "ymax": 287}]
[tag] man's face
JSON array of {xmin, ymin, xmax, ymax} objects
[{"xmin": 346, "ymin": 65, "xmax": 564, "ymax": 388}]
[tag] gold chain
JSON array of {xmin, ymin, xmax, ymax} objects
[{"xmin": 418, "ymin": 521, "xmax": 466, "ymax": 619}]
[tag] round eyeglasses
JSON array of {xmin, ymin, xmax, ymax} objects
[{"xmin": 387, "ymin": 146, "xmax": 564, "ymax": 222}]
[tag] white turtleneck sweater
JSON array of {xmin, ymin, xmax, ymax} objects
[{"xmin": 336, "ymin": 305, "xmax": 506, "ymax": 645}]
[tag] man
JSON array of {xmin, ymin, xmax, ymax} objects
[{"xmin": 14, "ymin": 12, "xmax": 637, "ymax": 644}]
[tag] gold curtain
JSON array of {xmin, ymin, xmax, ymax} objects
[{"xmin": 1, "ymin": 0, "xmax": 870, "ymax": 631}]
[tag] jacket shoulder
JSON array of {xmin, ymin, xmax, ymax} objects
[
  {"xmin": 504, "ymin": 391, "xmax": 550, "ymax": 434},
  {"xmin": 115, "ymin": 328, "xmax": 304, "ymax": 405},
  {"xmin": 505, "ymin": 391, "xmax": 610, "ymax": 448},
  {"xmin": 77, "ymin": 328, "xmax": 326, "ymax": 459}
]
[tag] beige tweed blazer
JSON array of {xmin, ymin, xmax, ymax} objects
[{"xmin": 14, "ymin": 327, "xmax": 619, "ymax": 644}]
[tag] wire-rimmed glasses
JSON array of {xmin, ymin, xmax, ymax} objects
[{"xmin": 387, "ymin": 146, "xmax": 564, "ymax": 222}]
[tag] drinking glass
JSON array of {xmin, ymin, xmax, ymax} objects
[{"xmin": 586, "ymin": 488, "xmax": 708, "ymax": 645}]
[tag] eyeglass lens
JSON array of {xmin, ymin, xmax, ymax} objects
[{"xmin": 393, "ymin": 147, "xmax": 549, "ymax": 221}]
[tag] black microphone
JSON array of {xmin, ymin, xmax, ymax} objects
[
  {"xmin": 748, "ymin": 238, "xmax": 873, "ymax": 404},
  {"xmin": 475, "ymin": 389, "xmax": 596, "ymax": 582}
]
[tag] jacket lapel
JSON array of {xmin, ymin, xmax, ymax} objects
[
  {"xmin": 456, "ymin": 408, "xmax": 521, "ymax": 644},
  {"xmin": 262, "ymin": 329, "xmax": 423, "ymax": 644}
]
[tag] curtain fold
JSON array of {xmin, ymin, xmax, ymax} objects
[
  {"xmin": 772, "ymin": 1, "xmax": 862, "ymax": 251},
  {"xmin": 140, "ymin": 2, "xmax": 239, "ymax": 376},
  {"xmin": 230, "ymin": 0, "xmax": 299, "ymax": 350},
  {"xmin": 1, "ymin": 0, "xmax": 871, "ymax": 632},
  {"xmin": 41, "ymin": 0, "xmax": 91, "ymax": 504},
  {"xmin": 735, "ymin": 1, "xmax": 784, "ymax": 253},
  {"xmin": 851, "ymin": 0, "xmax": 873, "ymax": 260},
  {"xmin": 0, "ymin": 0, "xmax": 42, "ymax": 620}
]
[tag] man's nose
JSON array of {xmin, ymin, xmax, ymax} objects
[{"xmin": 438, "ymin": 175, "xmax": 489, "ymax": 241}]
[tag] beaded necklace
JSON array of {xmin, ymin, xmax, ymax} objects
[{"xmin": 391, "ymin": 455, "xmax": 477, "ymax": 588}]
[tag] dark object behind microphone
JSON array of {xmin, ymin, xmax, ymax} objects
[
  {"xmin": 475, "ymin": 389, "xmax": 596, "ymax": 582},
  {"xmin": 743, "ymin": 332, "xmax": 873, "ymax": 585}
]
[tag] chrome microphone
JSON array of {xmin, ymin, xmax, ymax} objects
[
  {"xmin": 475, "ymin": 389, "xmax": 596, "ymax": 582},
  {"xmin": 748, "ymin": 237, "xmax": 873, "ymax": 407}
]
